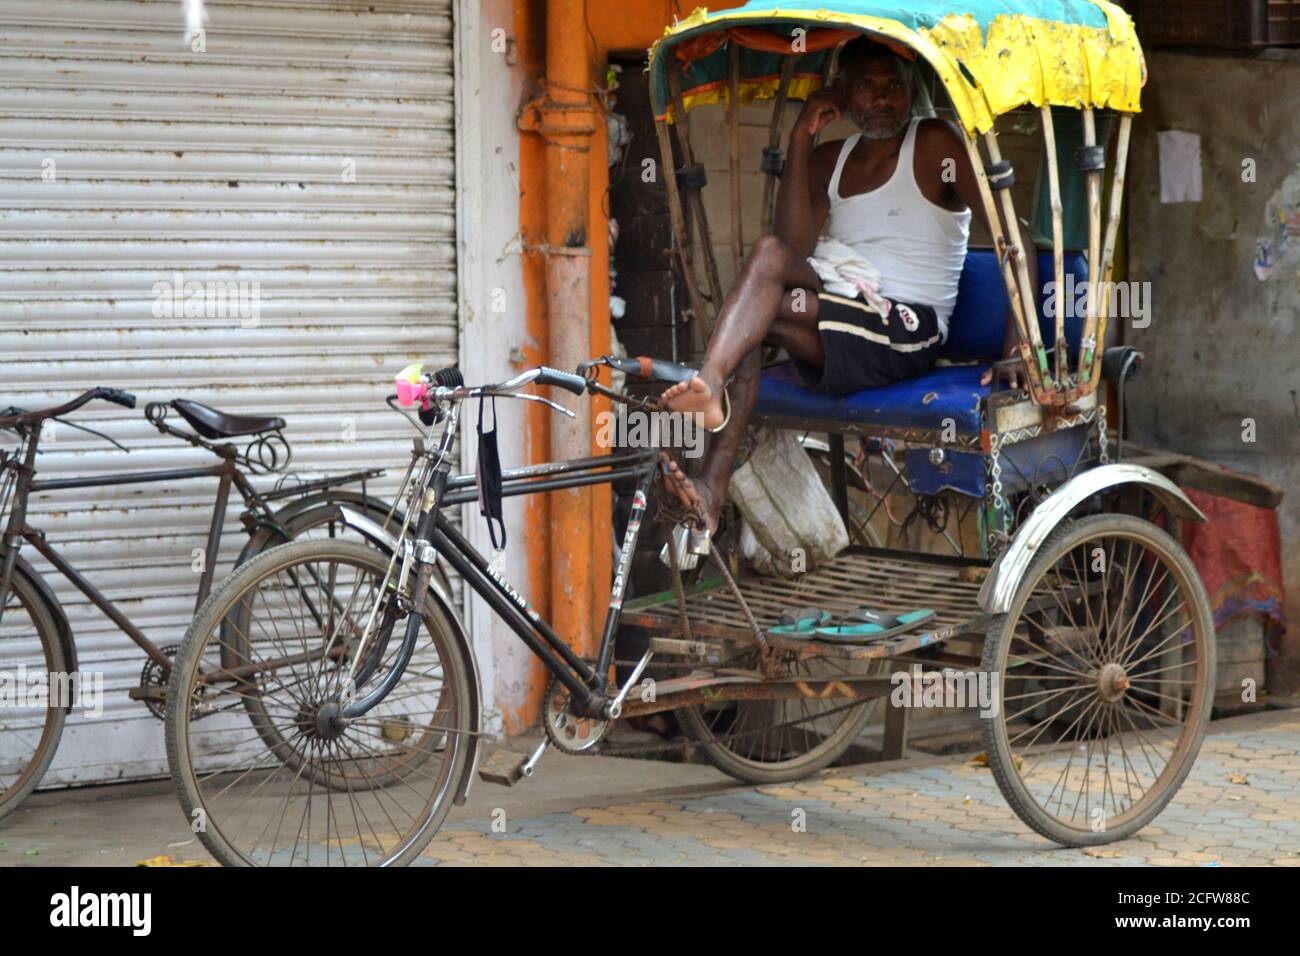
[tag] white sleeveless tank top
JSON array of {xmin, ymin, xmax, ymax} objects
[{"xmin": 824, "ymin": 119, "xmax": 971, "ymax": 337}]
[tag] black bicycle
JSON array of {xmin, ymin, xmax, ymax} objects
[
  {"xmin": 0, "ymin": 386, "xmax": 400, "ymax": 820},
  {"xmin": 163, "ymin": 360, "xmax": 889, "ymax": 865}
]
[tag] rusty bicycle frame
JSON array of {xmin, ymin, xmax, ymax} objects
[{"xmin": 0, "ymin": 390, "xmax": 385, "ymax": 687}]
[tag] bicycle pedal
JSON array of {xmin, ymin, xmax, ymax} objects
[{"xmin": 476, "ymin": 748, "xmax": 530, "ymax": 787}]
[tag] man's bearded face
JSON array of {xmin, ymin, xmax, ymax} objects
[{"xmin": 841, "ymin": 57, "xmax": 913, "ymax": 140}]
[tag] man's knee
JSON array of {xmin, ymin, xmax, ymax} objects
[{"xmin": 744, "ymin": 234, "xmax": 790, "ymax": 278}]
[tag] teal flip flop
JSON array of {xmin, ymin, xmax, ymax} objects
[
  {"xmin": 813, "ymin": 607, "xmax": 936, "ymax": 644},
  {"xmin": 769, "ymin": 606, "xmax": 831, "ymax": 636}
]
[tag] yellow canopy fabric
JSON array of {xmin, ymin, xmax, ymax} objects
[{"xmin": 649, "ymin": 2, "xmax": 1145, "ymax": 133}]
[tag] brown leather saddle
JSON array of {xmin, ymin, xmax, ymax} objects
[{"xmin": 170, "ymin": 399, "xmax": 286, "ymax": 441}]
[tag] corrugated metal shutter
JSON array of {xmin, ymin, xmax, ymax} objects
[{"xmin": 0, "ymin": 0, "xmax": 458, "ymax": 786}]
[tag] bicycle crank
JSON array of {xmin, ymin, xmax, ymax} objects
[{"xmin": 543, "ymin": 673, "xmax": 610, "ymax": 754}]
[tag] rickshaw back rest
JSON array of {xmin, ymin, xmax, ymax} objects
[{"xmin": 942, "ymin": 248, "xmax": 1089, "ymax": 361}]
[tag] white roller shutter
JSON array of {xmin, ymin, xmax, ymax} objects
[{"xmin": 0, "ymin": 0, "xmax": 458, "ymax": 786}]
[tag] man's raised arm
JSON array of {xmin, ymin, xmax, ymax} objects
[{"xmin": 772, "ymin": 90, "xmax": 841, "ymax": 257}]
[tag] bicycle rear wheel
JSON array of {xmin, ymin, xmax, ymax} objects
[
  {"xmin": 0, "ymin": 570, "xmax": 68, "ymax": 821},
  {"xmin": 165, "ymin": 539, "xmax": 473, "ymax": 866}
]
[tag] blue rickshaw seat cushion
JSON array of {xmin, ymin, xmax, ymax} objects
[
  {"xmin": 754, "ymin": 248, "xmax": 1089, "ymax": 433},
  {"xmin": 755, "ymin": 361, "xmax": 989, "ymax": 434}
]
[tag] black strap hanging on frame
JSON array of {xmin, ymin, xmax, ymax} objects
[{"xmin": 476, "ymin": 396, "xmax": 507, "ymax": 550}]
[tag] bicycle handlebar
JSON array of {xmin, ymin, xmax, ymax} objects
[
  {"xmin": 599, "ymin": 356, "xmax": 697, "ymax": 385},
  {"xmin": 394, "ymin": 363, "xmax": 588, "ymax": 411},
  {"xmin": 531, "ymin": 366, "xmax": 588, "ymax": 395},
  {"xmin": 0, "ymin": 387, "xmax": 138, "ymax": 431}
]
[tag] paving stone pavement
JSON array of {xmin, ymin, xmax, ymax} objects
[{"xmin": 415, "ymin": 710, "xmax": 1300, "ymax": 866}]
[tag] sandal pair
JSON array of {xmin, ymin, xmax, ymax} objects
[{"xmin": 769, "ymin": 605, "xmax": 936, "ymax": 644}]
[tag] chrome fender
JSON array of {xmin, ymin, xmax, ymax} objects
[
  {"xmin": 978, "ymin": 464, "xmax": 1207, "ymax": 615},
  {"xmin": 338, "ymin": 506, "xmax": 484, "ymax": 805}
]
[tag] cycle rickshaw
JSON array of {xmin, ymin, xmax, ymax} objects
[{"xmin": 161, "ymin": 0, "xmax": 1216, "ymax": 865}]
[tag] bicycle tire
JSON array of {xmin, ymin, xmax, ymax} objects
[
  {"xmin": 981, "ymin": 514, "xmax": 1215, "ymax": 846},
  {"xmin": 0, "ymin": 570, "xmax": 69, "ymax": 822},
  {"xmin": 166, "ymin": 539, "xmax": 473, "ymax": 866}
]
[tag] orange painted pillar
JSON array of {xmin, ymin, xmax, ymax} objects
[{"xmin": 537, "ymin": 0, "xmax": 597, "ymax": 661}]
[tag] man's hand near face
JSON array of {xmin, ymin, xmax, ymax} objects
[{"xmin": 792, "ymin": 88, "xmax": 847, "ymax": 141}]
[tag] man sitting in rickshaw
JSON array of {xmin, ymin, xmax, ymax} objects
[{"xmin": 662, "ymin": 35, "xmax": 1034, "ymax": 537}]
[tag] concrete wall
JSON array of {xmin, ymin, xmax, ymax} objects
[{"xmin": 1126, "ymin": 50, "xmax": 1300, "ymax": 688}]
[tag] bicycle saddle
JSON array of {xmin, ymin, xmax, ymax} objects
[{"xmin": 170, "ymin": 399, "xmax": 286, "ymax": 440}]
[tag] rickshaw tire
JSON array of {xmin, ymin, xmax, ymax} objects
[
  {"xmin": 676, "ymin": 693, "xmax": 876, "ymax": 785},
  {"xmin": 978, "ymin": 514, "xmax": 1215, "ymax": 847}
]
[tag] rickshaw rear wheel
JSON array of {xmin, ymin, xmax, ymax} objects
[
  {"xmin": 980, "ymin": 514, "xmax": 1214, "ymax": 846},
  {"xmin": 676, "ymin": 651, "xmax": 876, "ymax": 784}
]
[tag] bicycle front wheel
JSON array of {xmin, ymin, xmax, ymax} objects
[
  {"xmin": 0, "ymin": 569, "xmax": 68, "ymax": 821},
  {"xmin": 165, "ymin": 539, "xmax": 473, "ymax": 866}
]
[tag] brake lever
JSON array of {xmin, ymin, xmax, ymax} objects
[
  {"xmin": 51, "ymin": 416, "xmax": 130, "ymax": 452},
  {"xmin": 501, "ymin": 391, "xmax": 576, "ymax": 418}
]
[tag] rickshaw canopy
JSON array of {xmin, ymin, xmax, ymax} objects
[{"xmin": 648, "ymin": 1, "xmax": 1145, "ymax": 134}]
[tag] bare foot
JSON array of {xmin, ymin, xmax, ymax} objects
[
  {"xmin": 660, "ymin": 373, "xmax": 726, "ymax": 430},
  {"xmin": 661, "ymin": 456, "xmax": 721, "ymax": 535}
]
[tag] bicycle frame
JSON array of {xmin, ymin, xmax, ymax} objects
[
  {"xmin": 340, "ymin": 395, "xmax": 662, "ymax": 722},
  {"xmin": 433, "ymin": 449, "xmax": 658, "ymax": 712},
  {"xmin": 0, "ymin": 414, "xmax": 380, "ymax": 674}
]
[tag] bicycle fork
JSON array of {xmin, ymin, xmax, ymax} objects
[{"xmin": 339, "ymin": 460, "xmax": 449, "ymax": 722}]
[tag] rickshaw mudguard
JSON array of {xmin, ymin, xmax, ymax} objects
[
  {"xmin": 337, "ymin": 506, "xmax": 483, "ymax": 807},
  {"xmin": 978, "ymin": 464, "xmax": 1207, "ymax": 615}
]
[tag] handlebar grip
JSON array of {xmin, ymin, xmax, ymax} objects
[
  {"xmin": 534, "ymin": 366, "xmax": 588, "ymax": 395},
  {"xmin": 607, "ymin": 356, "xmax": 697, "ymax": 385},
  {"xmin": 431, "ymin": 366, "xmax": 463, "ymax": 389},
  {"xmin": 646, "ymin": 359, "xmax": 697, "ymax": 385},
  {"xmin": 98, "ymin": 388, "xmax": 137, "ymax": 409},
  {"xmin": 1101, "ymin": 346, "xmax": 1143, "ymax": 383}
]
